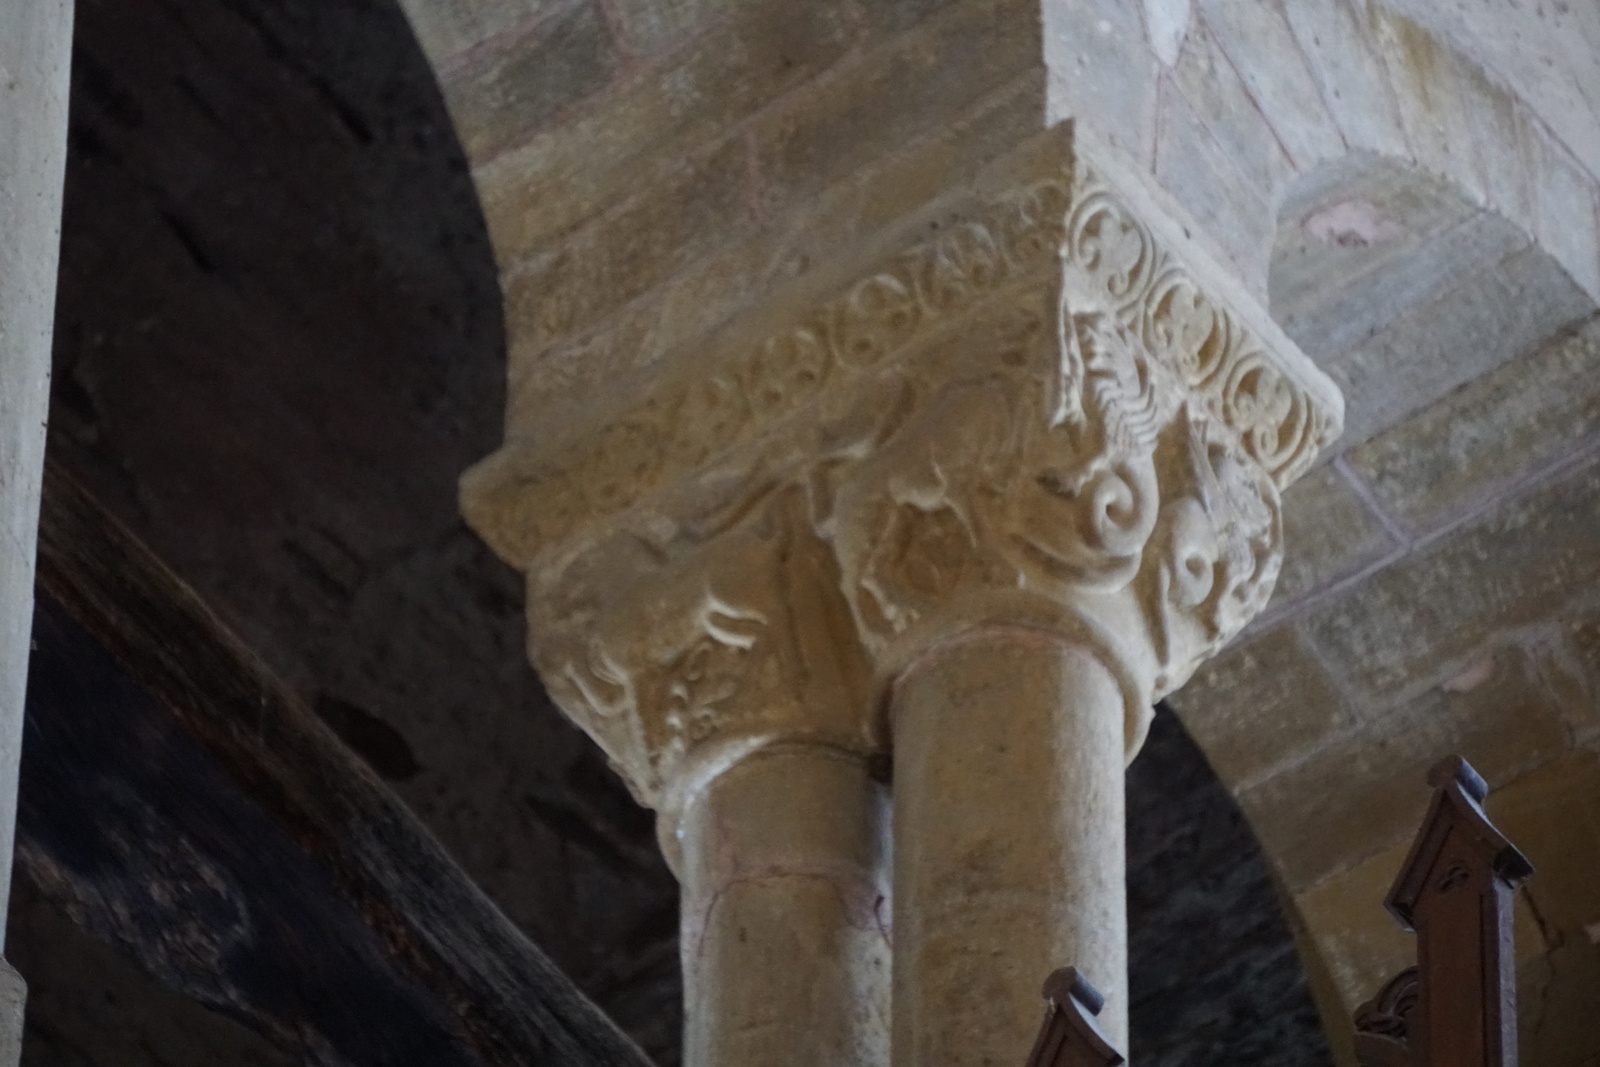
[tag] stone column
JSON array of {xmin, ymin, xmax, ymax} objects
[
  {"xmin": 890, "ymin": 633, "xmax": 1128, "ymax": 1059},
  {"xmin": 461, "ymin": 130, "xmax": 1343, "ymax": 1067},
  {"xmin": 0, "ymin": 2, "xmax": 74, "ymax": 1061},
  {"xmin": 680, "ymin": 744, "xmax": 888, "ymax": 1067}
]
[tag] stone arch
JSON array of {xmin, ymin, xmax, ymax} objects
[
  {"xmin": 1047, "ymin": 0, "xmax": 1600, "ymax": 306},
  {"xmin": 1169, "ymin": 150, "xmax": 1600, "ymax": 1066}
]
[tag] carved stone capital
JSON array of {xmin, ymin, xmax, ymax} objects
[{"xmin": 462, "ymin": 129, "xmax": 1342, "ymax": 821}]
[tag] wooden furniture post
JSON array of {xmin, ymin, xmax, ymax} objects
[
  {"xmin": 1355, "ymin": 756, "xmax": 1534, "ymax": 1067},
  {"xmin": 1023, "ymin": 968, "xmax": 1124, "ymax": 1067}
]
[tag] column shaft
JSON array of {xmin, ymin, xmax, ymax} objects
[
  {"xmin": 680, "ymin": 744, "xmax": 891, "ymax": 1067},
  {"xmin": 891, "ymin": 630, "xmax": 1128, "ymax": 1066}
]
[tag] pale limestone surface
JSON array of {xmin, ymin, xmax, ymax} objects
[
  {"xmin": 679, "ymin": 745, "xmax": 889, "ymax": 1067},
  {"xmin": 393, "ymin": 0, "xmax": 1600, "ymax": 1060},
  {"xmin": 461, "ymin": 124, "xmax": 1339, "ymax": 1066},
  {"xmin": 1043, "ymin": 0, "xmax": 1600, "ymax": 304},
  {"xmin": 892, "ymin": 636, "xmax": 1127, "ymax": 1059},
  {"xmin": 1173, "ymin": 158, "xmax": 1600, "ymax": 1065},
  {"xmin": 0, "ymin": 2, "xmax": 73, "ymax": 1060}
]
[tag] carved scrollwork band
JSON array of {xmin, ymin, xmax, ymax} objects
[{"xmin": 462, "ymin": 157, "xmax": 1340, "ymax": 571}]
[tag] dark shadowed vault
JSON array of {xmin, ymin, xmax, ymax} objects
[{"xmin": 12, "ymin": 0, "xmax": 1332, "ymax": 1063}]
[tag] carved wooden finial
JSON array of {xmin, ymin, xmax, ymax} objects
[
  {"xmin": 1025, "ymin": 968, "xmax": 1124, "ymax": 1067},
  {"xmin": 1355, "ymin": 756, "xmax": 1533, "ymax": 1067}
]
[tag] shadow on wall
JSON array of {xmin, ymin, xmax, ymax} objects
[{"xmin": 1128, "ymin": 704, "xmax": 1333, "ymax": 1066}]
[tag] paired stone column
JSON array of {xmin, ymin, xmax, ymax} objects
[
  {"xmin": 463, "ymin": 130, "xmax": 1342, "ymax": 1067},
  {"xmin": 0, "ymin": 2, "xmax": 75, "ymax": 1061}
]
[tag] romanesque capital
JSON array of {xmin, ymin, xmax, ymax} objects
[{"xmin": 461, "ymin": 128, "xmax": 1343, "ymax": 823}]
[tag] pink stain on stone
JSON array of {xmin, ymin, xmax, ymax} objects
[{"xmin": 1302, "ymin": 198, "xmax": 1406, "ymax": 249}]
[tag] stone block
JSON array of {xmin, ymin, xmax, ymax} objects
[
  {"xmin": 1380, "ymin": 0, "xmax": 1600, "ymax": 192},
  {"xmin": 1488, "ymin": 752, "xmax": 1600, "ymax": 940},
  {"xmin": 1280, "ymin": 207, "xmax": 1530, "ymax": 366},
  {"xmin": 1154, "ymin": 87, "xmax": 1275, "ymax": 294},
  {"xmin": 474, "ymin": 2, "xmax": 858, "ymax": 262},
  {"xmin": 753, "ymin": 0, "xmax": 1038, "ymax": 213},
  {"xmin": 1532, "ymin": 129, "xmax": 1600, "ymax": 302},
  {"xmin": 1546, "ymin": 613, "xmax": 1600, "ymax": 743},
  {"xmin": 1269, "ymin": 157, "xmax": 1484, "ymax": 339},
  {"xmin": 1302, "ymin": 453, "xmax": 1600, "ymax": 699},
  {"xmin": 1295, "ymin": 838, "xmax": 1550, "ymax": 1020},
  {"xmin": 1282, "ymin": 0, "xmax": 1407, "ymax": 159},
  {"xmin": 1271, "ymin": 461, "xmax": 1397, "ymax": 607},
  {"xmin": 500, "ymin": 132, "xmax": 750, "ymax": 359},
  {"xmin": 1169, "ymin": 16, "xmax": 1294, "ymax": 195},
  {"xmin": 504, "ymin": 75, "xmax": 1046, "ymax": 446},
  {"xmin": 1324, "ymin": 240, "xmax": 1593, "ymax": 450},
  {"xmin": 441, "ymin": 2, "xmax": 618, "ymax": 163},
  {"xmin": 1167, "ymin": 623, "xmax": 1355, "ymax": 789},
  {"xmin": 1367, "ymin": 9, "xmax": 1482, "ymax": 199},
  {"xmin": 1193, "ymin": 0, "xmax": 1343, "ymax": 170},
  {"xmin": 604, "ymin": 0, "xmax": 735, "ymax": 55},
  {"xmin": 1518, "ymin": 940, "xmax": 1600, "ymax": 1067},
  {"xmin": 1241, "ymin": 640, "xmax": 1572, "ymax": 891},
  {"xmin": 395, "ymin": 0, "xmax": 550, "ymax": 65},
  {"xmin": 1347, "ymin": 315, "xmax": 1600, "ymax": 532},
  {"xmin": 1293, "ymin": 841, "xmax": 1417, "ymax": 1014},
  {"xmin": 1462, "ymin": 57, "xmax": 1537, "ymax": 237},
  {"xmin": 1043, "ymin": 0, "xmax": 1157, "ymax": 160}
]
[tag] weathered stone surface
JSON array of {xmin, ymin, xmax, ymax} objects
[
  {"xmin": 1490, "ymin": 753, "xmax": 1600, "ymax": 944},
  {"xmin": 1518, "ymin": 939, "xmax": 1600, "ymax": 1067},
  {"xmin": 1169, "ymin": 624, "xmax": 1353, "ymax": 788},
  {"xmin": 1271, "ymin": 461, "xmax": 1396, "ymax": 606},
  {"xmin": 441, "ymin": 2, "xmax": 619, "ymax": 162},
  {"xmin": 474, "ymin": 2, "xmax": 858, "ymax": 262},
  {"xmin": 1269, "ymin": 156, "xmax": 1484, "ymax": 331},
  {"xmin": 1301, "ymin": 454, "xmax": 1600, "ymax": 698},
  {"xmin": 1381, "ymin": 0, "xmax": 1600, "ymax": 190},
  {"xmin": 1532, "ymin": 130, "xmax": 1600, "ymax": 302},
  {"xmin": 395, "ymin": 0, "xmax": 550, "ymax": 65},
  {"xmin": 1153, "ymin": 87, "xmax": 1275, "ymax": 294},
  {"xmin": 1491, "ymin": 754, "xmax": 1600, "ymax": 1067},
  {"xmin": 0, "ymin": 960, "xmax": 21, "ymax": 1067},
  {"xmin": 1368, "ymin": 10, "xmax": 1487, "ymax": 203},
  {"xmin": 500, "ymin": 132, "xmax": 749, "ymax": 364},
  {"xmin": 1322, "ymin": 241, "xmax": 1593, "ymax": 451},
  {"xmin": 1278, "ymin": 208, "xmax": 1530, "ymax": 367},
  {"xmin": 1191, "ymin": 0, "xmax": 1343, "ymax": 170},
  {"xmin": 1545, "ymin": 613, "xmax": 1600, "ymax": 743},
  {"xmin": 1282, "ymin": 0, "xmax": 1408, "ymax": 159},
  {"xmin": 1348, "ymin": 315, "xmax": 1600, "ymax": 531},
  {"xmin": 1042, "ymin": 0, "xmax": 1157, "ymax": 159},
  {"xmin": 505, "ymin": 73, "xmax": 1047, "ymax": 443},
  {"xmin": 1169, "ymin": 18, "xmax": 1294, "ymax": 196},
  {"xmin": 603, "ymin": 0, "xmax": 735, "ymax": 56},
  {"xmin": 752, "ymin": 0, "xmax": 1037, "ymax": 210},
  {"xmin": 1292, "ymin": 841, "xmax": 1416, "ymax": 1014},
  {"xmin": 1240, "ymin": 640, "xmax": 1571, "ymax": 891}
]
